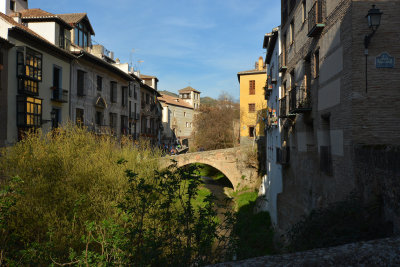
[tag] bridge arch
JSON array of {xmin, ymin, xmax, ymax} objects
[
  {"xmin": 177, "ymin": 162, "xmax": 234, "ymax": 189},
  {"xmin": 160, "ymin": 146, "xmax": 260, "ymax": 191}
]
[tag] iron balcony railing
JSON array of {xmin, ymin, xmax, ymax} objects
[
  {"xmin": 51, "ymin": 88, "xmax": 68, "ymax": 103},
  {"xmin": 308, "ymin": 0, "xmax": 325, "ymax": 37},
  {"xmin": 279, "ymin": 96, "xmax": 287, "ymax": 118},
  {"xmin": 289, "ymin": 86, "xmax": 312, "ymax": 113}
]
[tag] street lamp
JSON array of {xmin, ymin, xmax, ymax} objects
[
  {"xmin": 364, "ymin": 5, "xmax": 383, "ymax": 93},
  {"xmin": 364, "ymin": 5, "xmax": 383, "ymax": 49}
]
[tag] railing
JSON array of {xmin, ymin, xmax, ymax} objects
[
  {"xmin": 289, "ymin": 86, "xmax": 312, "ymax": 113},
  {"xmin": 308, "ymin": 0, "xmax": 325, "ymax": 37},
  {"xmin": 51, "ymin": 88, "xmax": 68, "ymax": 103},
  {"xmin": 279, "ymin": 53, "xmax": 287, "ymax": 72},
  {"xmin": 59, "ymin": 35, "xmax": 71, "ymax": 50},
  {"xmin": 279, "ymin": 96, "xmax": 287, "ymax": 118}
]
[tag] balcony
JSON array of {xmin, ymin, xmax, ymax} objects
[
  {"xmin": 279, "ymin": 53, "xmax": 287, "ymax": 72},
  {"xmin": 308, "ymin": 0, "xmax": 325, "ymax": 37},
  {"xmin": 51, "ymin": 88, "xmax": 68, "ymax": 103},
  {"xmin": 279, "ymin": 96, "xmax": 287, "ymax": 118},
  {"xmin": 289, "ymin": 86, "xmax": 312, "ymax": 113}
]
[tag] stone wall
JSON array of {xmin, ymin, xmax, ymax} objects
[
  {"xmin": 212, "ymin": 236, "xmax": 400, "ymax": 266},
  {"xmin": 354, "ymin": 145, "xmax": 400, "ymax": 234}
]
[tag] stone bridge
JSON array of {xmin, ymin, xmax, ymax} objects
[{"xmin": 160, "ymin": 146, "xmax": 261, "ymax": 190}]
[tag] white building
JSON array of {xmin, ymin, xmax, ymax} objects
[
  {"xmin": 178, "ymin": 86, "xmax": 200, "ymax": 110},
  {"xmin": 0, "ymin": 0, "xmax": 28, "ymax": 15},
  {"xmin": 259, "ymin": 27, "xmax": 283, "ymax": 226}
]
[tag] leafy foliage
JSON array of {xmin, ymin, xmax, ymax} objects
[
  {"xmin": 193, "ymin": 94, "xmax": 240, "ymax": 151},
  {"xmin": 0, "ymin": 126, "xmax": 236, "ymax": 265}
]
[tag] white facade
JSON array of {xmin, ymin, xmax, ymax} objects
[
  {"xmin": 0, "ymin": 14, "xmax": 71, "ymax": 146},
  {"xmin": 0, "ymin": 0, "xmax": 28, "ymax": 15},
  {"xmin": 259, "ymin": 27, "xmax": 283, "ymax": 226}
]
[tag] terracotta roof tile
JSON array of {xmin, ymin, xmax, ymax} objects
[
  {"xmin": 17, "ymin": 8, "xmax": 56, "ymax": 18},
  {"xmin": 14, "ymin": 8, "xmax": 72, "ymax": 29},
  {"xmin": 56, "ymin": 13, "xmax": 94, "ymax": 35},
  {"xmin": 178, "ymin": 86, "xmax": 200, "ymax": 93},
  {"xmin": 237, "ymin": 69, "xmax": 266, "ymax": 75},
  {"xmin": 158, "ymin": 94, "xmax": 193, "ymax": 109},
  {"xmin": 0, "ymin": 12, "xmax": 74, "ymax": 58}
]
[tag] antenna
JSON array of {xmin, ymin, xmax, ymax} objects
[{"xmin": 129, "ymin": 48, "xmax": 135, "ymax": 68}]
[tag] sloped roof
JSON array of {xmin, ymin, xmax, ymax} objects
[
  {"xmin": 57, "ymin": 13, "xmax": 95, "ymax": 35},
  {"xmin": 178, "ymin": 86, "xmax": 200, "ymax": 94},
  {"xmin": 140, "ymin": 74, "xmax": 159, "ymax": 82},
  {"xmin": 15, "ymin": 9, "xmax": 72, "ymax": 29},
  {"xmin": 0, "ymin": 12, "xmax": 74, "ymax": 59},
  {"xmin": 158, "ymin": 94, "xmax": 193, "ymax": 109}
]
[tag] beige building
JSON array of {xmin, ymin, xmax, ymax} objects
[
  {"xmin": 159, "ymin": 93, "xmax": 195, "ymax": 147},
  {"xmin": 276, "ymin": 0, "xmax": 400, "ymax": 233},
  {"xmin": 178, "ymin": 86, "xmax": 201, "ymax": 110},
  {"xmin": 0, "ymin": 11, "xmax": 74, "ymax": 146}
]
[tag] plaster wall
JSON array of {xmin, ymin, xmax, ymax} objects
[
  {"xmin": 239, "ymin": 72, "xmax": 267, "ymax": 142},
  {"xmin": 70, "ymin": 59, "xmax": 130, "ymax": 137},
  {"xmin": 5, "ymin": 35, "xmax": 71, "ymax": 146},
  {"xmin": 261, "ymin": 28, "xmax": 283, "ymax": 226},
  {"xmin": 26, "ymin": 22, "xmax": 56, "ymax": 45}
]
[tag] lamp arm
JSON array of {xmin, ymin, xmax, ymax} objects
[{"xmin": 364, "ymin": 29, "xmax": 376, "ymax": 49}]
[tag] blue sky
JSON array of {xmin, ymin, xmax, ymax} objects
[{"xmin": 30, "ymin": 0, "xmax": 280, "ymax": 99}]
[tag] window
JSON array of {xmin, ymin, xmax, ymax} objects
[
  {"xmin": 74, "ymin": 22, "xmax": 90, "ymax": 48},
  {"xmin": 184, "ymin": 112, "xmax": 186, "ymax": 117},
  {"xmin": 109, "ymin": 112, "xmax": 117, "ymax": 131},
  {"xmin": 97, "ymin": 76, "xmax": 102, "ymax": 91},
  {"xmin": 249, "ymin": 80, "xmax": 255, "ymax": 95},
  {"xmin": 77, "ymin": 70, "xmax": 85, "ymax": 96},
  {"xmin": 146, "ymin": 93, "xmax": 150, "ymax": 104},
  {"xmin": 186, "ymin": 122, "xmax": 189, "ymax": 128},
  {"xmin": 249, "ymin": 126, "xmax": 255, "ymax": 137},
  {"xmin": 122, "ymin": 86, "xmax": 128, "ymax": 106},
  {"xmin": 51, "ymin": 108, "xmax": 61, "ymax": 129},
  {"xmin": 76, "ymin": 108, "xmax": 84, "ymax": 126},
  {"xmin": 110, "ymin": 82, "xmax": 117, "ymax": 103},
  {"xmin": 302, "ymin": 0, "xmax": 307, "ymax": 23},
  {"xmin": 10, "ymin": 0, "xmax": 15, "ymax": 11},
  {"xmin": 314, "ymin": 49, "xmax": 320, "ymax": 78},
  {"xmin": 52, "ymin": 66, "xmax": 63, "ymax": 101},
  {"xmin": 121, "ymin": 115, "xmax": 128, "ymax": 135},
  {"xmin": 17, "ymin": 96, "xmax": 42, "ymax": 128},
  {"xmin": 17, "ymin": 47, "xmax": 42, "ymax": 95},
  {"xmin": 290, "ymin": 20, "xmax": 294, "ymax": 45},
  {"xmin": 95, "ymin": 111, "xmax": 103, "ymax": 126},
  {"xmin": 248, "ymin": 103, "xmax": 256, "ymax": 113},
  {"xmin": 134, "ymin": 84, "xmax": 137, "ymax": 99}
]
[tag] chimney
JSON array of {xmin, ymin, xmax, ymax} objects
[
  {"xmin": 115, "ymin": 58, "xmax": 120, "ymax": 64},
  {"xmin": 13, "ymin": 12, "xmax": 22, "ymax": 24},
  {"xmin": 258, "ymin": 56, "xmax": 264, "ymax": 71},
  {"xmin": 109, "ymin": 52, "xmax": 114, "ymax": 60}
]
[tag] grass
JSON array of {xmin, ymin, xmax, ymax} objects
[{"xmin": 195, "ymin": 164, "xmax": 226, "ymax": 181}]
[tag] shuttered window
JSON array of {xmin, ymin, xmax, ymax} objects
[
  {"xmin": 249, "ymin": 80, "xmax": 255, "ymax": 95},
  {"xmin": 248, "ymin": 103, "xmax": 255, "ymax": 113}
]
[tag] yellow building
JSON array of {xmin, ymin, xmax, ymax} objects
[{"xmin": 238, "ymin": 57, "xmax": 267, "ymax": 144}]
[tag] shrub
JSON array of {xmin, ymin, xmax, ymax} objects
[{"xmin": 0, "ymin": 126, "xmax": 160, "ymax": 264}]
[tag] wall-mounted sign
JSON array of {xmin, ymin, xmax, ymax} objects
[{"xmin": 376, "ymin": 52, "xmax": 395, "ymax": 68}]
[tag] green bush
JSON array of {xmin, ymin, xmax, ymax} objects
[
  {"xmin": 0, "ymin": 126, "xmax": 160, "ymax": 264},
  {"xmin": 0, "ymin": 126, "xmax": 234, "ymax": 265}
]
